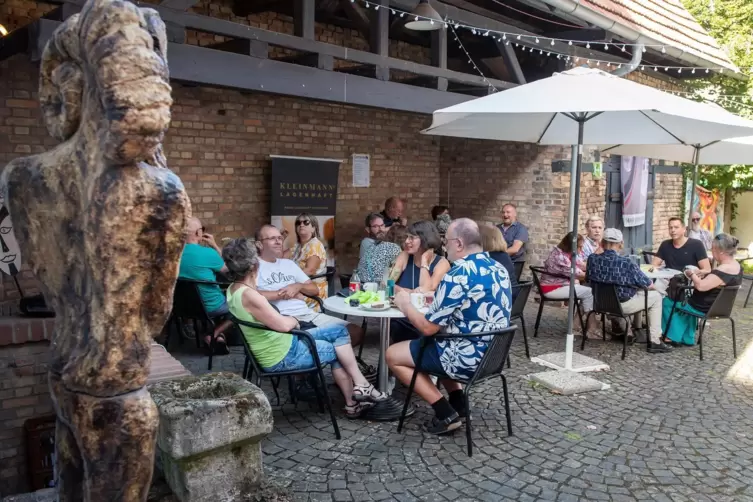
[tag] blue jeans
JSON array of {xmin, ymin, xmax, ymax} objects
[{"xmin": 266, "ymin": 324, "xmax": 350, "ymax": 372}]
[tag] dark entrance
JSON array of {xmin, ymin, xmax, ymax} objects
[{"xmin": 603, "ymin": 155, "xmax": 655, "ymax": 254}]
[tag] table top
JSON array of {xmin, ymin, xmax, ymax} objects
[
  {"xmin": 641, "ymin": 267, "xmax": 681, "ymax": 280},
  {"xmin": 323, "ymin": 296, "xmax": 406, "ymax": 319}
]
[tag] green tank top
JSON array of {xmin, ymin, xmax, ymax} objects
[{"xmin": 227, "ymin": 284, "xmax": 293, "ymax": 369}]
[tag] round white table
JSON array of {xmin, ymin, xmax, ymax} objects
[
  {"xmin": 322, "ymin": 296, "xmax": 415, "ymax": 421},
  {"xmin": 642, "ymin": 267, "xmax": 681, "ymax": 280}
]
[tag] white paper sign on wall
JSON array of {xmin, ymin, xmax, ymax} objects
[{"xmin": 352, "ymin": 154, "xmax": 370, "ymax": 188}]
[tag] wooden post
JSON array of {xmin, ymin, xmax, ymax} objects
[
  {"xmin": 432, "ymin": 29, "xmax": 448, "ymax": 91},
  {"xmin": 294, "ymin": 0, "xmax": 315, "ymax": 40}
]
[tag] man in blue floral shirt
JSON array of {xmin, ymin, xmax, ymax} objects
[
  {"xmin": 586, "ymin": 228, "xmax": 671, "ymax": 354},
  {"xmin": 388, "ymin": 218, "xmax": 512, "ymax": 435}
]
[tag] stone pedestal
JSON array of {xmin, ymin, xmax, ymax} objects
[{"xmin": 149, "ymin": 373, "xmax": 273, "ymax": 502}]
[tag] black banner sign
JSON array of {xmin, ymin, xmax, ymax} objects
[{"xmin": 271, "ymin": 157, "xmax": 340, "ymax": 215}]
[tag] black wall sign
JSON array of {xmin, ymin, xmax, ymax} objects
[{"xmin": 271, "ymin": 157, "xmax": 340, "ymax": 216}]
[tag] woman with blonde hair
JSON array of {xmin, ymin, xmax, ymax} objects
[
  {"xmin": 479, "ymin": 223, "xmax": 517, "ymax": 288},
  {"xmin": 284, "ymin": 213, "xmax": 328, "ymax": 308}
]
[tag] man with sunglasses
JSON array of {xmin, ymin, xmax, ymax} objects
[
  {"xmin": 179, "ymin": 217, "xmax": 232, "ymax": 354},
  {"xmin": 687, "ymin": 212, "xmax": 713, "ymax": 251}
]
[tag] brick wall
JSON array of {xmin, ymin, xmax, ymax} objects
[
  {"xmin": 652, "ymin": 172, "xmax": 685, "ymax": 246},
  {"xmin": 0, "ymin": 316, "xmax": 54, "ymax": 496}
]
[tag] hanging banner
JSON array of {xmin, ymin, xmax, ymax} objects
[
  {"xmin": 270, "ymin": 156, "xmax": 341, "ymax": 266},
  {"xmin": 620, "ymin": 156, "xmax": 649, "ymax": 227}
]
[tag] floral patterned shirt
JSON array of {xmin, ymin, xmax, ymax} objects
[
  {"xmin": 542, "ymin": 246, "xmax": 585, "ymax": 290},
  {"xmin": 425, "ymin": 252, "xmax": 512, "ymax": 380},
  {"xmin": 292, "ymin": 237, "xmax": 327, "ymax": 310}
]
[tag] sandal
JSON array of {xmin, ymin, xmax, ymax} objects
[
  {"xmin": 344, "ymin": 402, "xmax": 374, "ymax": 419},
  {"xmin": 204, "ymin": 334, "xmax": 230, "ymax": 356},
  {"xmin": 352, "ymin": 383, "xmax": 388, "ymax": 403}
]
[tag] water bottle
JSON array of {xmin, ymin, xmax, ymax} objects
[{"xmin": 349, "ymin": 271, "xmax": 361, "ymax": 293}]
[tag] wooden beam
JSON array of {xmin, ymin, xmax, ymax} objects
[
  {"xmin": 30, "ymin": 19, "xmax": 504, "ymax": 113},
  {"xmin": 431, "ymin": 29, "xmax": 448, "ymax": 91},
  {"xmin": 294, "ymin": 0, "xmax": 315, "ymax": 40},
  {"xmin": 277, "ymin": 52, "xmax": 334, "ymax": 70},
  {"xmin": 208, "ymin": 39, "xmax": 269, "ymax": 58},
  {"xmin": 496, "ymin": 40, "xmax": 525, "ymax": 84},
  {"xmin": 159, "ymin": 0, "xmax": 199, "ymax": 10},
  {"xmin": 338, "ymin": 0, "xmax": 371, "ymax": 38},
  {"xmin": 370, "ymin": 0, "xmax": 389, "ymax": 56}
]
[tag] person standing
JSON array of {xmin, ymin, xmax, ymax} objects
[
  {"xmin": 498, "ymin": 203, "xmax": 528, "ymax": 263},
  {"xmin": 687, "ymin": 211, "xmax": 713, "ymax": 251},
  {"xmin": 380, "ymin": 197, "xmax": 407, "ymax": 228}
]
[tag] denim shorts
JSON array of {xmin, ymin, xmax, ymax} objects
[
  {"xmin": 408, "ymin": 338, "xmax": 449, "ymax": 378},
  {"xmin": 265, "ymin": 324, "xmax": 350, "ymax": 372}
]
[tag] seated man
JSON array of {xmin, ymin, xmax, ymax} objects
[
  {"xmin": 587, "ymin": 228, "xmax": 672, "ymax": 354},
  {"xmin": 380, "ymin": 197, "xmax": 407, "ymax": 228},
  {"xmin": 687, "ymin": 212, "xmax": 713, "ymax": 251},
  {"xmin": 497, "ymin": 203, "xmax": 528, "ymax": 264},
  {"xmin": 360, "ymin": 213, "xmax": 386, "ymax": 261},
  {"xmin": 255, "ymin": 224, "xmax": 363, "ymax": 346},
  {"xmin": 652, "ymin": 217, "xmax": 711, "ymax": 297},
  {"xmin": 387, "ymin": 219, "xmax": 512, "ymax": 435},
  {"xmin": 178, "ymin": 217, "xmax": 231, "ymax": 354}
]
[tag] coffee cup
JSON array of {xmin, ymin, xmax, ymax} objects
[
  {"xmin": 363, "ymin": 282, "xmax": 378, "ymax": 293},
  {"xmin": 410, "ymin": 292, "xmax": 424, "ymax": 309}
]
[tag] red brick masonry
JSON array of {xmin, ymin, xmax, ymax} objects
[{"xmin": 0, "ymin": 316, "xmax": 191, "ymax": 496}]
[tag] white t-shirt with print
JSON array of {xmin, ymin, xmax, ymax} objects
[{"xmin": 256, "ymin": 258, "xmax": 312, "ymax": 317}]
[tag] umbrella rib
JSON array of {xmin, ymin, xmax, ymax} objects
[
  {"xmin": 537, "ymin": 113, "xmax": 559, "ymax": 143},
  {"xmin": 639, "ymin": 111, "xmax": 686, "ymax": 144}
]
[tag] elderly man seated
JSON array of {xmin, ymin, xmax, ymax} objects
[
  {"xmin": 586, "ymin": 228, "xmax": 672, "ymax": 354},
  {"xmin": 387, "ymin": 218, "xmax": 512, "ymax": 435},
  {"xmin": 254, "ymin": 224, "xmax": 364, "ymax": 346}
]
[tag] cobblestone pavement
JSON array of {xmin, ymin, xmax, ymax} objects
[{"xmin": 171, "ymin": 289, "xmax": 753, "ymax": 502}]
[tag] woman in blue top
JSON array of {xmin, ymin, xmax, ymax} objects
[{"xmin": 388, "ymin": 221, "xmax": 451, "ymax": 342}]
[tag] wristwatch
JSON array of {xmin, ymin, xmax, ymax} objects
[{"xmin": 421, "ymin": 265, "xmax": 430, "ymax": 271}]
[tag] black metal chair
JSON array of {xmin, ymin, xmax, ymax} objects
[
  {"xmin": 664, "ymin": 285, "xmax": 741, "ymax": 361},
  {"xmin": 167, "ymin": 278, "xmax": 230, "ymax": 371},
  {"xmin": 513, "ymin": 261, "xmax": 525, "ymax": 282},
  {"xmin": 311, "ymin": 266, "xmax": 337, "ymax": 297},
  {"xmin": 397, "ymin": 326, "xmax": 517, "ymax": 457},
  {"xmin": 510, "ymin": 282, "xmax": 533, "ymax": 360},
  {"xmin": 582, "ymin": 281, "xmax": 650, "ymax": 360},
  {"xmin": 737, "ymin": 257, "xmax": 753, "ymax": 308},
  {"xmin": 529, "ymin": 266, "xmax": 586, "ymax": 338},
  {"xmin": 232, "ymin": 316, "xmax": 341, "ymax": 439},
  {"xmin": 641, "ymin": 251, "xmax": 658, "ymax": 265}
]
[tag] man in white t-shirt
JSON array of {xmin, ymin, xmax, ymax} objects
[{"xmin": 255, "ymin": 225, "xmax": 362, "ymax": 341}]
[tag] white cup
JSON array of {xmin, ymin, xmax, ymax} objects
[
  {"xmin": 410, "ymin": 292, "xmax": 424, "ymax": 309},
  {"xmin": 363, "ymin": 282, "xmax": 378, "ymax": 293},
  {"xmin": 376, "ymin": 290, "xmax": 386, "ymax": 302}
]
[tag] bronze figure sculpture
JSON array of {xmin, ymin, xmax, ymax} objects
[{"xmin": 1, "ymin": 0, "xmax": 189, "ymax": 499}]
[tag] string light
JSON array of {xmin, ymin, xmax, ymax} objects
[
  {"xmin": 349, "ymin": 1, "xmax": 746, "ymax": 75},
  {"xmin": 449, "ymin": 23, "xmax": 498, "ymax": 93}
]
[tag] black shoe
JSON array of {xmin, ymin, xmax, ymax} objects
[
  {"xmin": 425, "ymin": 413, "xmax": 462, "ymax": 435},
  {"xmin": 448, "ymin": 398, "xmax": 467, "ymax": 419},
  {"xmin": 647, "ymin": 341, "xmax": 673, "ymax": 353}
]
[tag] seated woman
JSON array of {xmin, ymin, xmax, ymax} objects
[
  {"xmin": 388, "ymin": 221, "xmax": 451, "ymax": 342},
  {"xmin": 284, "ymin": 213, "xmax": 327, "ymax": 310},
  {"xmin": 355, "ymin": 225, "xmax": 408, "ymax": 284},
  {"xmin": 662, "ymin": 233, "xmax": 742, "ymax": 346},
  {"xmin": 223, "ymin": 237, "xmax": 386, "ymax": 417},
  {"xmin": 479, "ymin": 223, "xmax": 518, "ymax": 290},
  {"xmin": 389, "ymin": 220, "xmax": 451, "ymax": 293},
  {"xmin": 541, "ymin": 232, "xmax": 598, "ymax": 337}
]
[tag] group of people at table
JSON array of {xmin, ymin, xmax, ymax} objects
[{"xmin": 177, "ymin": 196, "xmax": 742, "ymax": 435}]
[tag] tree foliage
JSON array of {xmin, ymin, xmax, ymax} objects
[{"xmin": 681, "ymin": 0, "xmax": 753, "ymax": 191}]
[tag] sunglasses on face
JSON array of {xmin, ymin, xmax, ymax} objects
[
  {"xmin": 692, "ymin": 218, "xmax": 700, "ymax": 222},
  {"xmin": 295, "ymin": 220, "xmax": 311, "ymax": 227}
]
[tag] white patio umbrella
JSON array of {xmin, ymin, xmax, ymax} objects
[
  {"xmin": 601, "ymin": 135, "xmax": 753, "ymax": 227},
  {"xmin": 422, "ymin": 67, "xmax": 753, "ymax": 371}
]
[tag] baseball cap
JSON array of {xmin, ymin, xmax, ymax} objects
[{"xmin": 603, "ymin": 228, "xmax": 623, "ymax": 243}]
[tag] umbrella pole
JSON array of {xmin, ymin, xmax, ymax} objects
[
  {"xmin": 565, "ymin": 117, "xmax": 585, "ymax": 370},
  {"xmin": 687, "ymin": 151, "xmax": 700, "ymax": 227}
]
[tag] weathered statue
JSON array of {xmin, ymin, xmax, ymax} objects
[{"xmin": 1, "ymin": 0, "xmax": 189, "ymax": 500}]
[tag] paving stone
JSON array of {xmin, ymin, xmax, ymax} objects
[{"xmin": 171, "ymin": 297, "xmax": 753, "ymax": 502}]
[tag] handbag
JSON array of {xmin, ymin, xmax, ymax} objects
[{"xmin": 667, "ymin": 274, "xmax": 691, "ymax": 303}]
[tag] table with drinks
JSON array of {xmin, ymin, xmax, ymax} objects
[{"xmin": 323, "ymin": 279, "xmax": 432, "ymax": 421}]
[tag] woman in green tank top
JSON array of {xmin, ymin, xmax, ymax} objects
[{"xmin": 222, "ymin": 237, "xmax": 386, "ymax": 418}]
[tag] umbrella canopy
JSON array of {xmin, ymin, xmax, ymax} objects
[
  {"xmin": 422, "ymin": 67, "xmax": 753, "ymax": 371},
  {"xmin": 601, "ymin": 136, "xmax": 753, "ymax": 165},
  {"xmin": 423, "ymin": 67, "xmax": 753, "ymax": 146}
]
